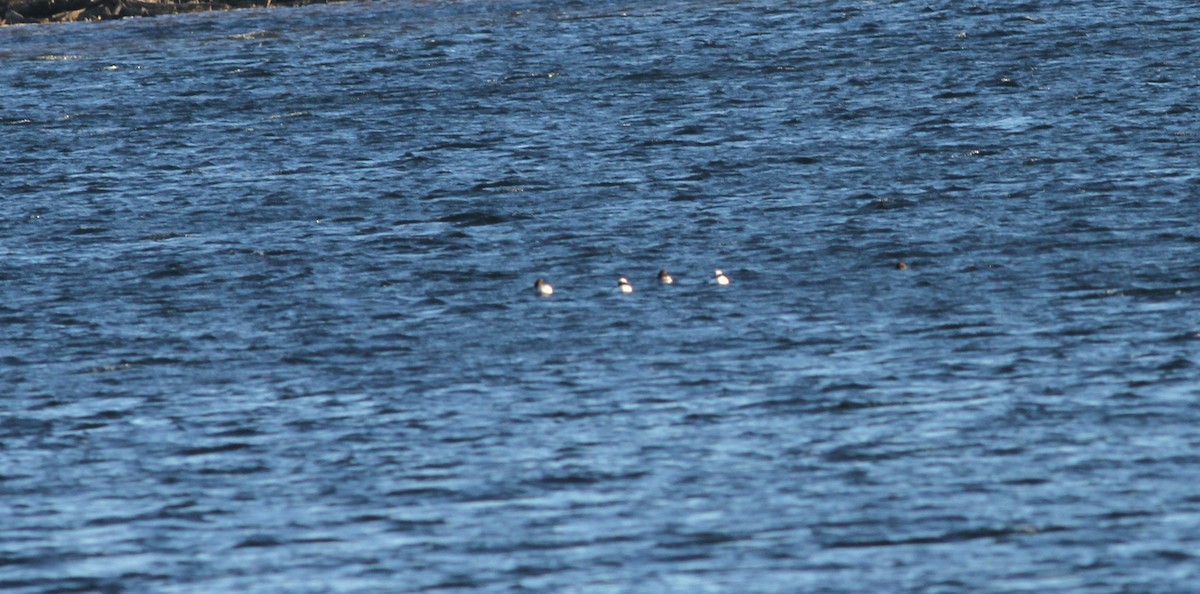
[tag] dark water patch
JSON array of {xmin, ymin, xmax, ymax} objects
[
  {"xmin": 82, "ymin": 409, "xmax": 128, "ymax": 421},
  {"xmin": 1151, "ymin": 549, "xmax": 1193, "ymax": 562},
  {"xmin": 443, "ymin": 302, "xmax": 509, "ymax": 315},
  {"xmin": 1156, "ymin": 357, "xmax": 1193, "ymax": 371},
  {"xmin": 682, "ymin": 412, "xmax": 721, "ymax": 424},
  {"xmin": 85, "ymin": 513, "xmax": 154, "ymax": 527},
  {"xmin": 176, "ymin": 442, "xmax": 253, "ymax": 457},
  {"xmin": 386, "ymin": 518, "xmax": 446, "ymax": 532},
  {"xmin": 142, "ymin": 232, "xmax": 192, "ymax": 241},
  {"xmin": 428, "ymin": 575, "xmax": 481, "ymax": 590},
  {"xmin": 531, "ymin": 469, "xmax": 647, "ymax": 488},
  {"xmin": 2, "ymin": 577, "xmax": 127, "ymax": 594},
  {"xmin": 210, "ymin": 426, "xmax": 261, "ymax": 438},
  {"xmin": 234, "ymin": 535, "xmax": 283, "ymax": 549},
  {"xmin": 819, "ymin": 382, "xmax": 874, "ymax": 394},
  {"xmin": 822, "ymin": 444, "xmax": 931, "ymax": 464},
  {"xmin": 856, "ymin": 196, "xmax": 918, "ymax": 211},
  {"xmin": 827, "ymin": 399, "xmax": 894, "ymax": 412},
  {"xmin": 823, "ymin": 525, "xmax": 1071, "ymax": 549},
  {"xmin": 657, "ymin": 530, "xmax": 745, "ymax": 549},
  {"xmin": 386, "ymin": 487, "xmax": 458, "ymax": 499},
  {"xmin": 194, "ymin": 463, "xmax": 270, "ymax": 476},
  {"xmin": 533, "ymin": 408, "xmax": 609, "ymax": 421},
  {"xmin": 144, "ymin": 262, "xmax": 205, "ymax": 279},
  {"xmin": 934, "ymin": 90, "xmax": 978, "ymax": 100}
]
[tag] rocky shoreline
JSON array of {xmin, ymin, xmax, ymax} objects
[{"xmin": 1, "ymin": 0, "xmax": 342, "ymax": 25}]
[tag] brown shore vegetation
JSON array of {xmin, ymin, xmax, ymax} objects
[{"xmin": 1, "ymin": 0, "xmax": 340, "ymax": 25}]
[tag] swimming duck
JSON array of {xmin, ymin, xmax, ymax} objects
[
  {"xmin": 657, "ymin": 269, "xmax": 674, "ymax": 284},
  {"xmin": 618, "ymin": 277, "xmax": 634, "ymax": 294},
  {"xmin": 896, "ymin": 261, "xmax": 908, "ymax": 270},
  {"xmin": 534, "ymin": 277, "xmax": 554, "ymax": 297},
  {"xmin": 714, "ymin": 269, "xmax": 730, "ymax": 286}
]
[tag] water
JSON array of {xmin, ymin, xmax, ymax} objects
[{"xmin": 3, "ymin": 1, "xmax": 1200, "ymax": 591}]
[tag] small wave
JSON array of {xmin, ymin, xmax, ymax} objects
[
  {"xmin": 228, "ymin": 31, "xmax": 280, "ymax": 41},
  {"xmin": 33, "ymin": 54, "xmax": 83, "ymax": 61},
  {"xmin": 83, "ymin": 362, "xmax": 132, "ymax": 374},
  {"xmin": 786, "ymin": 155, "xmax": 822, "ymax": 165},
  {"xmin": 386, "ymin": 518, "xmax": 445, "ymax": 532},
  {"xmin": 657, "ymin": 529, "xmax": 746, "ymax": 549},
  {"xmin": 436, "ymin": 211, "xmax": 510, "ymax": 226},
  {"xmin": 176, "ymin": 443, "xmax": 252, "ymax": 457},
  {"xmin": 1153, "ymin": 549, "xmax": 1194, "ymax": 561},
  {"xmin": 819, "ymin": 381, "xmax": 874, "ymax": 393},
  {"xmin": 1157, "ymin": 357, "xmax": 1193, "ymax": 371},
  {"xmin": 443, "ymin": 303, "xmax": 509, "ymax": 315},
  {"xmin": 501, "ymin": 71, "xmax": 562, "ymax": 82},
  {"xmin": 823, "ymin": 524, "xmax": 1070, "ymax": 549},
  {"xmin": 532, "ymin": 469, "xmax": 646, "ymax": 487},
  {"xmin": 143, "ymin": 232, "xmax": 192, "ymax": 241},
  {"xmin": 934, "ymin": 90, "xmax": 978, "ymax": 99},
  {"xmin": 196, "ymin": 464, "xmax": 268, "ymax": 476},
  {"xmin": 857, "ymin": 196, "xmax": 917, "ymax": 211},
  {"xmin": 386, "ymin": 487, "xmax": 457, "ymax": 499},
  {"xmin": 234, "ymin": 535, "xmax": 282, "ymax": 549},
  {"xmin": 1003, "ymin": 15, "xmax": 1045, "ymax": 24},
  {"xmin": 266, "ymin": 111, "xmax": 311, "ymax": 120},
  {"xmin": 69, "ymin": 226, "xmax": 108, "ymax": 235},
  {"xmin": 144, "ymin": 263, "xmax": 204, "ymax": 279},
  {"xmin": 978, "ymin": 75, "xmax": 1022, "ymax": 89},
  {"xmin": 425, "ymin": 139, "xmax": 494, "ymax": 151}
]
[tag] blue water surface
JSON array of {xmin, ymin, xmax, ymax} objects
[{"xmin": 3, "ymin": 1, "xmax": 1200, "ymax": 592}]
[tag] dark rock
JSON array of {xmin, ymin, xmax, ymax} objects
[
  {"xmin": 5, "ymin": 9, "xmax": 43, "ymax": 23},
  {"xmin": 2, "ymin": 0, "xmax": 346, "ymax": 25}
]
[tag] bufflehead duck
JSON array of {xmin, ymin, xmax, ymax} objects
[
  {"xmin": 618, "ymin": 277, "xmax": 634, "ymax": 294},
  {"xmin": 714, "ymin": 269, "xmax": 730, "ymax": 286},
  {"xmin": 534, "ymin": 278, "xmax": 554, "ymax": 297},
  {"xmin": 657, "ymin": 269, "xmax": 674, "ymax": 284}
]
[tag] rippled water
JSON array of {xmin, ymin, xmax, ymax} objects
[{"xmin": 4, "ymin": 1, "xmax": 1200, "ymax": 592}]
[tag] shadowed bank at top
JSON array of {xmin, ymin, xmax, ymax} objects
[{"xmin": 0, "ymin": 0, "xmax": 349, "ymax": 26}]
